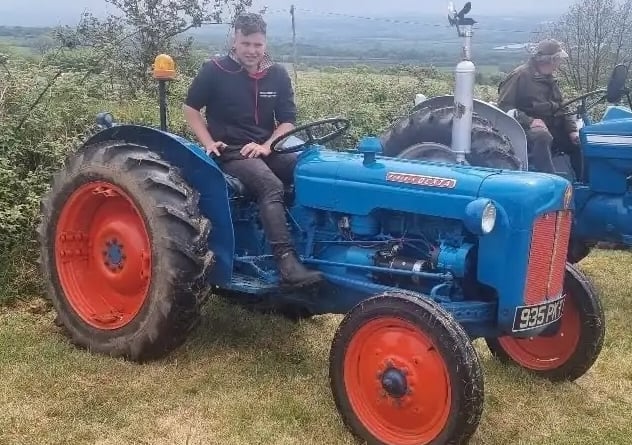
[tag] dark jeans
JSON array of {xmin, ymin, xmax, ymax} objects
[
  {"xmin": 526, "ymin": 125, "xmax": 584, "ymax": 180},
  {"xmin": 219, "ymin": 152, "xmax": 299, "ymax": 255}
]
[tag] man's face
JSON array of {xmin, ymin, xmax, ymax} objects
[
  {"xmin": 538, "ymin": 57, "xmax": 563, "ymax": 75},
  {"xmin": 233, "ymin": 29, "xmax": 266, "ymax": 70}
]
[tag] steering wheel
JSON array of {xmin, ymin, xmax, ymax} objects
[
  {"xmin": 270, "ymin": 117, "xmax": 351, "ymax": 153},
  {"xmin": 557, "ymin": 63, "xmax": 631, "ymax": 118},
  {"xmin": 559, "ymin": 89, "xmax": 607, "ymax": 116}
]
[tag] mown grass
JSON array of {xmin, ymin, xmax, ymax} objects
[{"xmin": 1, "ymin": 249, "xmax": 631, "ymax": 445}]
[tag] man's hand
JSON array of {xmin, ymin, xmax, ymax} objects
[
  {"xmin": 240, "ymin": 142, "xmax": 271, "ymax": 158},
  {"xmin": 204, "ymin": 141, "xmax": 227, "ymax": 157},
  {"xmin": 530, "ymin": 119, "xmax": 548, "ymax": 130},
  {"xmin": 569, "ymin": 131, "xmax": 580, "ymax": 145}
]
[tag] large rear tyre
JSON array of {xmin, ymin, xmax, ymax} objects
[
  {"xmin": 37, "ymin": 141, "xmax": 214, "ymax": 362},
  {"xmin": 329, "ymin": 291, "xmax": 484, "ymax": 445},
  {"xmin": 380, "ymin": 105, "xmax": 522, "ymax": 169},
  {"xmin": 485, "ymin": 263, "xmax": 605, "ymax": 382}
]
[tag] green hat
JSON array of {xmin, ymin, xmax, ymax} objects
[{"xmin": 533, "ymin": 39, "xmax": 569, "ymax": 59}]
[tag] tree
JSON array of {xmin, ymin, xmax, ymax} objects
[
  {"xmin": 69, "ymin": 0, "xmax": 253, "ymax": 94},
  {"xmin": 534, "ymin": 0, "xmax": 632, "ymax": 92}
]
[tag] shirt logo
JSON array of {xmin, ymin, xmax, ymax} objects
[{"xmin": 259, "ymin": 91, "xmax": 277, "ymax": 98}]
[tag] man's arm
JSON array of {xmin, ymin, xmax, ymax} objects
[
  {"xmin": 497, "ymin": 70, "xmax": 535, "ymax": 130},
  {"xmin": 267, "ymin": 66, "xmax": 297, "ymax": 146},
  {"xmin": 183, "ymin": 62, "xmax": 225, "ymax": 156},
  {"xmin": 264, "ymin": 122, "xmax": 295, "ymax": 147}
]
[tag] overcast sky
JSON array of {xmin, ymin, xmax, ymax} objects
[{"xmin": 0, "ymin": 0, "xmax": 576, "ymax": 26}]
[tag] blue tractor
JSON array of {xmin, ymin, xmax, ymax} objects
[
  {"xmin": 36, "ymin": 51, "xmax": 605, "ymax": 445},
  {"xmin": 380, "ymin": 1, "xmax": 632, "ymax": 265}
]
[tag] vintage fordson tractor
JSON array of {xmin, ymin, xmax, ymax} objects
[
  {"xmin": 36, "ymin": 52, "xmax": 605, "ymax": 445},
  {"xmin": 380, "ymin": 1, "xmax": 632, "ymax": 264}
]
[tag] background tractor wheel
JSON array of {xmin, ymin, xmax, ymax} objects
[
  {"xmin": 329, "ymin": 291, "xmax": 484, "ymax": 445},
  {"xmin": 380, "ymin": 105, "xmax": 522, "ymax": 169},
  {"xmin": 37, "ymin": 141, "xmax": 214, "ymax": 362},
  {"xmin": 485, "ymin": 263, "xmax": 605, "ymax": 382}
]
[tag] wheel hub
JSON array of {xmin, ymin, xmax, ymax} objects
[
  {"xmin": 340, "ymin": 316, "xmax": 454, "ymax": 444},
  {"xmin": 380, "ymin": 368, "xmax": 408, "ymax": 398},
  {"xmin": 54, "ymin": 180, "xmax": 152, "ymax": 330},
  {"xmin": 104, "ymin": 238, "xmax": 126, "ymax": 270}
]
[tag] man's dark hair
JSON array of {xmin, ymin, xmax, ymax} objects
[{"xmin": 234, "ymin": 13, "xmax": 267, "ymax": 35}]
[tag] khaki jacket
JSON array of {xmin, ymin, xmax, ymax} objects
[{"xmin": 497, "ymin": 61, "xmax": 577, "ymax": 134}]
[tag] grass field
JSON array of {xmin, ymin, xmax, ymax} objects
[{"xmin": 1, "ymin": 249, "xmax": 631, "ymax": 445}]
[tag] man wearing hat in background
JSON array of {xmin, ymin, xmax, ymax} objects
[{"xmin": 497, "ymin": 39, "xmax": 582, "ymax": 178}]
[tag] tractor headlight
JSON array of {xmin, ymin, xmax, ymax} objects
[
  {"xmin": 481, "ymin": 202, "xmax": 497, "ymax": 234},
  {"xmin": 464, "ymin": 198, "xmax": 497, "ymax": 235}
]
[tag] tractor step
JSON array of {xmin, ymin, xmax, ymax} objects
[{"xmin": 224, "ymin": 273, "xmax": 279, "ymax": 295}]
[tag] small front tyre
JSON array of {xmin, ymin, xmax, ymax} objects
[
  {"xmin": 37, "ymin": 141, "xmax": 214, "ymax": 362},
  {"xmin": 485, "ymin": 263, "xmax": 605, "ymax": 381},
  {"xmin": 329, "ymin": 291, "xmax": 484, "ymax": 445}
]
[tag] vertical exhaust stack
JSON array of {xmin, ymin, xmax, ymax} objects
[
  {"xmin": 448, "ymin": 2, "xmax": 476, "ymax": 164},
  {"xmin": 152, "ymin": 54, "xmax": 177, "ymax": 132}
]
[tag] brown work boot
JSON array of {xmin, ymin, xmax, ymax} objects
[{"xmin": 275, "ymin": 248, "xmax": 324, "ymax": 289}]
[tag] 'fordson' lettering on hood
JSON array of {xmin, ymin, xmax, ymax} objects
[{"xmin": 386, "ymin": 172, "xmax": 457, "ymax": 188}]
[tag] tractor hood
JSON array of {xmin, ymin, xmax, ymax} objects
[{"xmin": 294, "ymin": 148, "xmax": 571, "ymax": 229}]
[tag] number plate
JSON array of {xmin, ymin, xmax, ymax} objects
[{"xmin": 512, "ymin": 295, "xmax": 566, "ymax": 332}]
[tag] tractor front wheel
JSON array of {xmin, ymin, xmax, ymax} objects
[
  {"xmin": 485, "ymin": 263, "xmax": 605, "ymax": 381},
  {"xmin": 329, "ymin": 291, "xmax": 484, "ymax": 445},
  {"xmin": 380, "ymin": 105, "xmax": 522, "ymax": 169},
  {"xmin": 37, "ymin": 141, "xmax": 213, "ymax": 362}
]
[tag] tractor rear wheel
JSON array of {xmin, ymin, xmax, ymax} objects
[
  {"xmin": 37, "ymin": 141, "xmax": 214, "ymax": 362},
  {"xmin": 329, "ymin": 291, "xmax": 484, "ymax": 445},
  {"xmin": 485, "ymin": 263, "xmax": 605, "ymax": 382},
  {"xmin": 380, "ymin": 105, "xmax": 522, "ymax": 169}
]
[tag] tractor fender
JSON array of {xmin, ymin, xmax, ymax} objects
[
  {"xmin": 83, "ymin": 124, "xmax": 235, "ymax": 286},
  {"xmin": 412, "ymin": 95, "xmax": 528, "ymax": 170}
]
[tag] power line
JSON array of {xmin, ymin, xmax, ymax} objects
[{"xmin": 262, "ymin": 7, "xmax": 538, "ymax": 34}]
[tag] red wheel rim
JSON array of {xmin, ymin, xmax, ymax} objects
[
  {"xmin": 497, "ymin": 292, "xmax": 580, "ymax": 371},
  {"xmin": 54, "ymin": 181, "xmax": 152, "ymax": 330},
  {"xmin": 343, "ymin": 317, "xmax": 451, "ymax": 445}
]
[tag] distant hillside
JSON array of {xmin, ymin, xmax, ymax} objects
[
  {"xmin": 0, "ymin": 11, "xmax": 551, "ymax": 73},
  {"xmin": 186, "ymin": 12, "xmax": 548, "ymax": 69}
]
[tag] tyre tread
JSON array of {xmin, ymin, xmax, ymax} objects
[{"xmin": 37, "ymin": 140, "xmax": 213, "ymax": 362}]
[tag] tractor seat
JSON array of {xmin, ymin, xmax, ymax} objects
[
  {"xmin": 222, "ymin": 172, "xmax": 295, "ymax": 202},
  {"xmin": 223, "ymin": 173, "xmax": 249, "ymax": 197}
]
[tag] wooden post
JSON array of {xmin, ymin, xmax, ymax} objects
[{"xmin": 290, "ymin": 5, "xmax": 298, "ymax": 85}]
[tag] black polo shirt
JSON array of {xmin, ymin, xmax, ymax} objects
[{"xmin": 184, "ymin": 55, "xmax": 297, "ymax": 146}]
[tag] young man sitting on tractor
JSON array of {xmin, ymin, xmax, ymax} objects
[
  {"xmin": 497, "ymin": 39, "xmax": 583, "ymax": 178},
  {"xmin": 182, "ymin": 13, "xmax": 323, "ymax": 289}
]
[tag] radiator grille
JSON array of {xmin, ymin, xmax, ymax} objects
[{"xmin": 524, "ymin": 210, "xmax": 572, "ymax": 305}]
